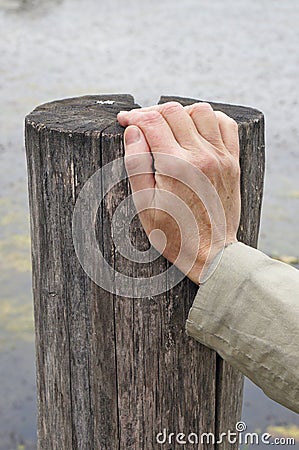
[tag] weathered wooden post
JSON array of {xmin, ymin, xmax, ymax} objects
[{"xmin": 25, "ymin": 94, "xmax": 264, "ymax": 450}]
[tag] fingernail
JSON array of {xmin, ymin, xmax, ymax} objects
[{"xmin": 125, "ymin": 126, "xmax": 141, "ymax": 145}]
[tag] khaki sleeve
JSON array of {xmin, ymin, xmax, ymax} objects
[{"xmin": 186, "ymin": 242, "xmax": 299, "ymax": 414}]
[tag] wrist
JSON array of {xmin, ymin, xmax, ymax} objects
[{"xmin": 187, "ymin": 238, "xmax": 238, "ymax": 285}]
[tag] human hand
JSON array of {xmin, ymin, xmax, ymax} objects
[{"xmin": 117, "ymin": 102, "xmax": 241, "ymax": 284}]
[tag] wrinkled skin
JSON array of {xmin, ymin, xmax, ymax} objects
[{"xmin": 117, "ymin": 101, "xmax": 241, "ymax": 284}]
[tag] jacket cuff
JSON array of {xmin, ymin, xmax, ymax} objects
[{"xmin": 185, "ymin": 242, "xmax": 299, "ymax": 413}]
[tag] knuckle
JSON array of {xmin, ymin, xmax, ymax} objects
[
  {"xmin": 216, "ymin": 111, "xmax": 238, "ymax": 128},
  {"xmin": 161, "ymin": 101, "xmax": 183, "ymax": 115},
  {"xmin": 199, "ymin": 153, "xmax": 219, "ymax": 174},
  {"xmin": 225, "ymin": 115, "xmax": 238, "ymax": 128},
  {"xmin": 230, "ymin": 118, "xmax": 239, "ymax": 130},
  {"xmin": 215, "ymin": 110, "xmax": 230, "ymax": 121},
  {"xmin": 222, "ymin": 155, "xmax": 240, "ymax": 176},
  {"xmin": 190, "ymin": 102, "xmax": 214, "ymax": 116},
  {"xmin": 139, "ymin": 111, "xmax": 163, "ymax": 127},
  {"xmin": 200, "ymin": 102, "xmax": 213, "ymax": 110},
  {"xmin": 214, "ymin": 110, "xmax": 225, "ymax": 120},
  {"xmin": 199, "ymin": 153, "xmax": 240, "ymax": 180}
]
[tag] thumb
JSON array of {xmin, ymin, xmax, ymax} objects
[{"xmin": 124, "ymin": 125, "xmax": 155, "ymax": 193}]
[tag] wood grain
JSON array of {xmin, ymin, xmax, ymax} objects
[
  {"xmin": 25, "ymin": 94, "xmax": 264, "ymax": 449},
  {"xmin": 160, "ymin": 96, "xmax": 265, "ymax": 449}
]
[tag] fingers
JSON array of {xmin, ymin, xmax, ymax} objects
[
  {"xmin": 125, "ymin": 102, "xmax": 201, "ymax": 148},
  {"xmin": 118, "ymin": 109, "xmax": 180, "ymax": 155},
  {"xmin": 118, "ymin": 102, "xmax": 239, "ymax": 159},
  {"xmin": 215, "ymin": 111, "xmax": 240, "ymax": 158},
  {"xmin": 185, "ymin": 103, "xmax": 225, "ymax": 149},
  {"xmin": 123, "ymin": 125, "xmax": 155, "ymax": 195},
  {"xmin": 136, "ymin": 102, "xmax": 225, "ymax": 151}
]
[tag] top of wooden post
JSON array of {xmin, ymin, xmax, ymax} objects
[
  {"xmin": 25, "ymin": 94, "xmax": 264, "ymax": 135},
  {"xmin": 25, "ymin": 94, "xmax": 140, "ymax": 134}
]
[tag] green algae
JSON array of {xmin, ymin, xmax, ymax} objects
[
  {"xmin": 0, "ymin": 234, "xmax": 31, "ymax": 273},
  {"xmin": 0, "ymin": 196, "xmax": 32, "ymax": 273},
  {"xmin": 0, "ymin": 297, "xmax": 34, "ymax": 347},
  {"xmin": 267, "ymin": 424, "xmax": 299, "ymax": 440},
  {"xmin": 288, "ymin": 191, "xmax": 299, "ymax": 199}
]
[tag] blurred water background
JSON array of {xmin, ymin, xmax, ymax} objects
[{"xmin": 0, "ymin": 0, "xmax": 298, "ymax": 448}]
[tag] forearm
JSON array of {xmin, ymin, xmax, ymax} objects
[{"xmin": 186, "ymin": 242, "xmax": 299, "ymax": 414}]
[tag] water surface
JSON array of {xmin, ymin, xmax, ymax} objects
[{"xmin": 0, "ymin": 0, "xmax": 298, "ymax": 448}]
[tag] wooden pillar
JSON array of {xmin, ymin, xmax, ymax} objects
[{"xmin": 25, "ymin": 94, "xmax": 265, "ymax": 450}]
